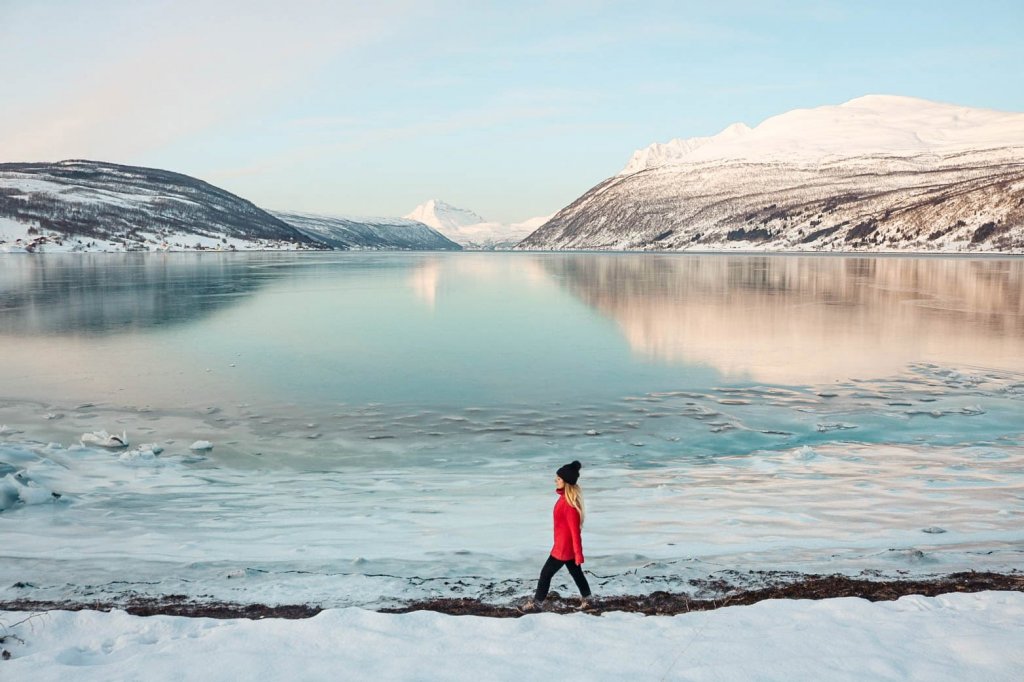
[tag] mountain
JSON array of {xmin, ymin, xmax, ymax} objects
[
  {"xmin": 620, "ymin": 122, "xmax": 752, "ymax": 175},
  {"xmin": 404, "ymin": 199, "xmax": 550, "ymax": 249},
  {"xmin": 271, "ymin": 210, "xmax": 461, "ymax": 251},
  {"xmin": 404, "ymin": 199, "xmax": 486, "ymax": 233},
  {"xmin": 518, "ymin": 96, "xmax": 1024, "ymax": 252},
  {"xmin": 0, "ymin": 160, "xmax": 321, "ymax": 252}
]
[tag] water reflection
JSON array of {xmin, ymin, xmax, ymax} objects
[
  {"xmin": 0, "ymin": 252, "xmax": 1021, "ymax": 408},
  {"xmin": 0, "ymin": 253, "xmax": 293, "ymax": 336},
  {"xmin": 539, "ymin": 254, "xmax": 1024, "ymax": 383},
  {"xmin": 408, "ymin": 258, "xmax": 440, "ymax": 308}
]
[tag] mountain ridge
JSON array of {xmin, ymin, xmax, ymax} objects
[
  {"xmin": 404, "ymin": 199, "xmax": 550, "ymax": 250},
  {"xmin": 619, "ymin": 95, "xmax": 1024, "ymax": 177},
  {"xmin": 0, "ymin": 161, "xmax": 460, "ymax": 252},
  {"xmin": 271, "ymin": 209, "xmax": 461, "ymax": 251},
  {"xmin": 519, "ymin": 95, "xmax": 1024, "ymax": 253},
  {"xmin": 0, "ymin": 160, "xmax": 321, "ymax": 252}
]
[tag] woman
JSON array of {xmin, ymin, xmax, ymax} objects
[{"xmin": 523, "ymin": 460, "xmax": 591, "ymax": 610}]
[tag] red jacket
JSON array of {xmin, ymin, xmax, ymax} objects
[{"xmin": 551, "ymin": 489, "xmax": 584, "ymax": 564}]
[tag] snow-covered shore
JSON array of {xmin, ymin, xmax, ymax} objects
[{"xmin": 3, "ymin": 591, "xmax": 1023, "ymax": 681}]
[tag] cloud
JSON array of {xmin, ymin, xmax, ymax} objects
[{"xmin": 0, "ymin": 0, "xmax": 424, "ymax": 162}]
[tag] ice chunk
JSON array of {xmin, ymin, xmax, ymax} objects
[
  {"xmin": 119, "ymin": 450, "xmax": 154, "ymax": 465},
  {"xmin": 816, "ymin": 422, "xmax": 858, "ymax": 432},
  {"xmin": 119, "ymin": 444, "xmax": 164, "ymax": 466},
  {"xmin": 80, "ymin": 430, "xmax": 129, "ymax": 448},
  {"xmin": 791, "ymin": 446, "xmax": 818, "ymax": 462},
  {"xmin": 190, "ymin": 440, "xmax": 214, "ymax": 451},
  {"xmin": 0, "ymin": 472, "xmax": 59, "ymax": 511}
]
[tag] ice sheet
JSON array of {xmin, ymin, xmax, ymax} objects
[{"xmin": 1, "ymin": 364, "xmax": 1021, "ymax": 608}]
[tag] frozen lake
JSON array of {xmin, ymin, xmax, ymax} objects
[{"xmin": 1, "ymin": 252, "xmax": 1022, "ymax": 607}]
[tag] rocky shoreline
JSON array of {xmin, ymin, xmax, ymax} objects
[{"xmin": 2, "ymin": 571, "xmax": 1020, "ymax": 620}]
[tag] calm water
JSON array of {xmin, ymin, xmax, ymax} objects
[
  {"xmin": 1, "ymin": 252, "xmax": 1022, "ymax": 606},
  {"xmin": 1, "ymin": 252, "xmax": 1022, "ymax": 462},
  {"xmin": 2, "ymin": 251, "xmax": 1022, "ymax": 404}
]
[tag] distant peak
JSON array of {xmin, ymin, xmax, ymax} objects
[
  {"xmin": 409, "ymin": 198, "xmax": 460, "ymax": 212},
  {"xmin": 404, "ymin": 199, "xmax": 486, "ymax": 231},
  {"xmin": 721, "ymin": 122, "xmax": 753, "ymax": 134}
]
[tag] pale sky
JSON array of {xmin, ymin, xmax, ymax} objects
[{"xmin": 2, "ymin": 0, "xmax": 1022, "ymax": 222}]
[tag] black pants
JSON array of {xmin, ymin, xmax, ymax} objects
[{"xmin": 534, "ymin": 555, "xmax": 591, "ymax": 601}]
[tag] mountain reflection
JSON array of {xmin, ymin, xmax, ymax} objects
[
  {"xmin": 538, "ymin": 254, "xmax": 1024, "ymax": 383},
  {"xmin": 0, "ymin": 253, "xmax": 292, "ymax": 336}
]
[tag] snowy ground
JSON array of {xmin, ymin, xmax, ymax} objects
[
  {"xmin": 0, "ymin": 216, "xmax": 307, "ymax": 253},
  {"xmin": 3, "ymin": 591, "xmax": 1023, "ymax": 681}
]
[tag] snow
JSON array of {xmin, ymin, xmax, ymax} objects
[
  {"xmin": 0, "ymin": 216, "xmax": 37, "ymax": 248},
  {"xmin": 404, "ymin": 199, "xmax": 550, "ymax": 248},
  {"xmin": 0, "ymin": 174, "xmax": 199, "ymax": 210},
  {"xmin": 619, "ymin": 94, "xmax": 1024, "ymax": 174},
  {"xmin": 79, "ymin": 430, "xmax": 128, "ymax": 448},
  {"xmin": 0, "ymin": 215, "xmax": 308, "ymax": 253},
  {"xmin": 404, "ymin": 198, "xmax": 486, "ymax": 231},
  {"xmin": 621, "ymin": 122, "xmax": 752, "ymax": 175},
  {"xmin": 4, "ymin": 427, "xmax": 1023, "ymax": 608},
  {"xmin": 3, "ymin": 591, "xmax": 1023, "ymax": 680},
  {"xmin": 0, "ymin": 471, "xmax": 57, "ymax": 511},
  {"xmin": 528, "ymin": 97, "xmax": 1024, "ymax": 252},
  {"xmin": 0, "ymin": 161, "xmax": 317, "ymax": 252}
]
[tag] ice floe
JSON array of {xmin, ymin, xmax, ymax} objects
[
  {"xmin": 80, "ymin": 430, "xmax": 129, "ymax": 448},
  {"xmin": 0, "ymin": 471, "xmax": 59, "ymax": 512}
]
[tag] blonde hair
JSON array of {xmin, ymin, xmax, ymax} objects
[{"xmin": 563, "ymin": 482, "xmax": 585, "ymax": 528}]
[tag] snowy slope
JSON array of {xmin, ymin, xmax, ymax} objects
[
  {"xmin": 621, "ymin": 95, "xmax": 1024, "ymax": 172},
  {"xmin": 271, "ymin": 210, "xmax": 461, "ymax": 251},
  {"xmin": 404, "ymin": 199, "xmax": 549, "ymax": 249},
  {"xmin": 3, "ymin": 592, "xmax": 1024, "ymax": 680},
  {"xmin": 0, "ymin": 160, "xmax": 321, "ymax": 252},
  {"xmin": 620, "ymin": 122, "xmax": 752, "ymax": 175},
  {"xmin": 522, "ymin": 96, "xmax": 1024, "ymax": 252}
]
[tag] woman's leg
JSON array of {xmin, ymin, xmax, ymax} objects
[
  {"xmin": 533, "ymin": 555, "xmax": 565, "ymax": 602},
  {"xmin": 564, "ymin": 560, "xmax": 591, "ymax": 598}
]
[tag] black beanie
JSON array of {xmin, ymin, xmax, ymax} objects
[{"xmin": 556, "ymin": 460, "xmax": 582, "ymax": 485}]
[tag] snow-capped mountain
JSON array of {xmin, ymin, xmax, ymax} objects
[
  {"xmin": 441, "ymin": 215, "xmax": 553, "ymax": 250},
  {"xmin": 271, "ymin": 210, "xmax": 461, "ymax": 251},
  {"xmin": 0, "ymin": 160, "xmax": 321, "ymax": 252},
  {"xmin": 404, "ymin": 199, "xmax": 549, "ymax": 249},
  {"xmin": 620, "ymin": 122, "xmax": 752, "ymax": 175},
  {"xmin": 404, "ymin": 199, "xmax": 486, "ymax": 233},
  {"xmin": 519, "ymin": 96, "xmax": 1024, "ymax": 252}
]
